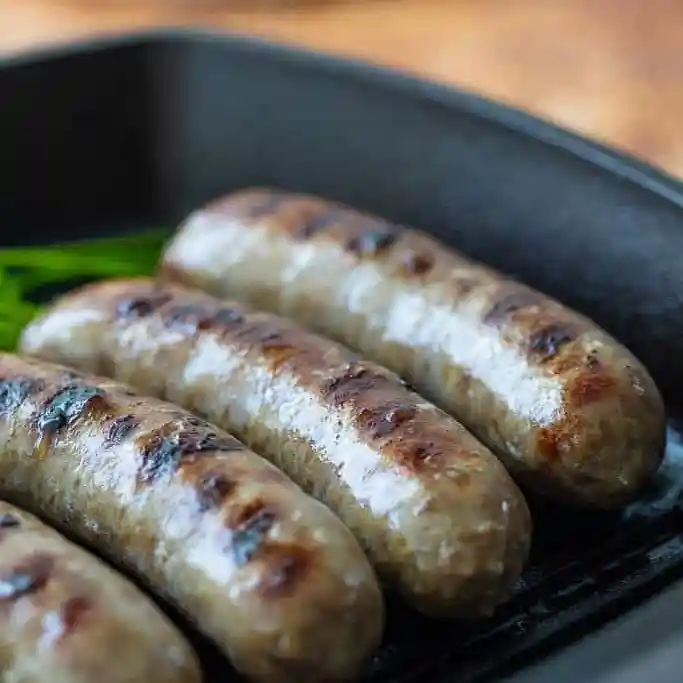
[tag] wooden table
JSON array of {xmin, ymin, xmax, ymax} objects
[{"xmin": 1, "ymin": 0, "xmax": 682, "ymax": 177}]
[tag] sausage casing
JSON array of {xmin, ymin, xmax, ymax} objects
[
  {"xmin": 159, "ymin": 188, "xmax": 667, "ymax": 507},
  {"xmin": 0, "ymin": 501, "xmax": 200, "ymax": 683},
  {"xmin": 0, "ymin": 354, "xmax": 383, "ymax": 683},
  {"xmin": 21, "ymin": 278, "xmax": 531, "ymax": 618}
]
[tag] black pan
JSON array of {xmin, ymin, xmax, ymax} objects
[{"xmin": 2, "ymin": 30, "xmax": 683, "ymax": 683}]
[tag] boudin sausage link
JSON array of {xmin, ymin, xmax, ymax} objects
[
  {"xmin": 0, "ymin": 354, "xmax": 384, "ymax": 683},
  {"xmin": 0, "ymin": 500, "xmax": 201, "ymax": 683},
  {"xmin": 158, "ymin": 188, "xmax": 667, "ymax": 508},
  {"xmin": 21, "ymin": 278, "xmax": 531, "ymax": 618}
]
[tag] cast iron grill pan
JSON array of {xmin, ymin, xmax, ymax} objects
[{"xmin": 3, "ymin": 31, "xmax": 683, "ymax": 683}]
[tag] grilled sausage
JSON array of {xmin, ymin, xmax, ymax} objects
[
  {"xmin": 0, "ymin": 354, "xmax": 383, "ymax": 683},
  {"xmin": 158, "ymin": 188, "xmax": 667, "ymax": 508},
  {"xmin": 0, "ymin": 500, "xmax": 201, "ymax": 683},
  {"xmin": 21, "ymin": 278, "xmax": 531, "ymax": 618}
]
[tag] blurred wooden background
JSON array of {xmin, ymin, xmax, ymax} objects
[{"xmin": 1, "ymin": 0, "xmax": 681, "ymax": 177}]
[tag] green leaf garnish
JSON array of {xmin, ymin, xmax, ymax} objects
[{"xmin": 0, "ymin": 228, "xmax": 172, "ymax": 351}]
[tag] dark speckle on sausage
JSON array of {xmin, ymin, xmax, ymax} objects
[
  {"xmin": 0, "ymin": 553, "xmax": 53, "ymax": 601},
  {"xmin": 529, "ymin": 324, "xmax": 577, "ymax": 360},
  {"xmin": 39, "ymin": 385, "xmax": 106, "ymax": 434},
  {"xmin": 105, "ymin": 414, "xmax": 140, "ymax": 446},
  {"xmin": 137, "ymin": 424, "xmax": 245, "ymax": 485},
  {"xmin": 212, "ymin": 307, "xmax": 246, "ymax": 327},
  {"xmin": 484, "ymin": 288, "xmax": 545, "ymax": 326}
]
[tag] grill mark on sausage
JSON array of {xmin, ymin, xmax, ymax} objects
[
  {"xmin": 320, "ymin": 366, "xmax": 381, "ymax": 407},
  {"xmin": 196, "ymin": 472, "xmax": 235, "ymax": 512},
  {"xmin": 60, "ymin": 596, "xmax": 92, "ymax": 637},
  {"xmin": 297, "ymin": 208, "xmax": 347, "ymax": 238},
  {"xmin": 241, "ymin": 191, "xmax": 287, "ymax": 219},
  {"xmin": 226, "ymin": 505, "xmax": 277, "ymax": 567},
  {"xmin": 116, "ymin": 292, "xmax": 173, "ymax": 320},
  {"xmin": 0, "ymin": 514, "xmax": 19, "ymax": 529},
  {"xmin": 403, "ymin": 250, "xmax": 434, "ymax": 276},
  {"xmin": 356, "ymin": 403, "xmax": 417, "ymax": 439},
  {"xmin": 483, "ymin": 289, "xmax": 545, "ymax": 326},
  {"xmin": 319, "ymin": 364, "xmax": 456, "ymax": 471},
  {"xmin": 257, "ymin": 545, "xmax": 311, "ymax": 599},
  {"xmin": 38, "ymin": 385, "xmax": 107, "ymax": 435},
  {"xmin": 104, "ymin": 414, "xmax": 140, "ymax": 446},
  {"xmin": 0, "ymin": 513, "xmax": 20, "ymax": 542},
  {"xmin": 568, "ymin": 372, "xmax": 617, "ymax": 406},
  {"xmin": 528, "ymin": 323, "xmax": 578, "ymax": 361},
  {"xmin": 537, "ymin": 427, "xmax": 562, "ymax": 461},
  {"xmin": 0, "ymin": 553, "xmax": 53, "ymax": 602},
  {"xmin": 160, "ymin": 301, "xmax": 246, "ymax": 335},
  {"xmin": 0, "ymin": 377, "xmax": 45, "ymax": 414},
  {"xmin": 137, "ymin": 424, "xmax": 245, "ymax": 485},
  {"xmin": 345, "ymin": 224, "xmax": 399, "ymax": 257}
]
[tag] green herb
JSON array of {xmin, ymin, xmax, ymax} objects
[{"xmin": 0, "ymin": 229, "xmax": 172, "ymax": 350}]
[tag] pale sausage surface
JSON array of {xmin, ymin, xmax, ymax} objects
[{"xmin": 159, "ymin": 188, "xmax": 667, "ymax": 507}]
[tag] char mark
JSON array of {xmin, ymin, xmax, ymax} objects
[
  {"xmin": 243, "ymin": 191, "xmax": 287, "ymax": 219},
  {"xmin": 357, "ymin": 403, "xmax": 417, "ymax": 439},
  {"xmin": 60, "ymin": 596, "xmax": 92, "ymax": 637},
  {"xmin": 229, "ymin": 505, "xmax": 277, "ymax": 567},
  {"xmin": 104, "ymin": 414, "xmax": 140, "ymax": 446},
  {"xmin": 138, "ymin": 424, "xmax": 245, "ymax": 485},
  {"xmin": 0, "ymin": 377, "xmax": 45, "ymax": 414},
  {"xmin": 297, "ymin": 208, "xmax": 347, "ymax": 238},
  {"xmin": 345, "ymin": 222, "xmax": 399, "ymax": 256},
  {"xmin": 403, "ymin": 250, "xmax": 434, "ymax": 276},
  {"xmin": 116, "ymin": 292, "xmax": 173, "ymax": 319},
  {"xmin": 39, "ymin": 385, "xmax": 106, "ymax": 434},
  {"xmin": 0, "ymin": 514, "xmax": 20, "ymax": 529},
  {"xmin": 528, "ymin": 323, "xmax": 577, "ymax": 360},
  {"xmin": 257, "ymin": 545, "xmax": 311, "ymax": 599},
  {"xmin": 161, "ymin": 301, "xmax": 245, "ymax": 335},
  {"xmin": 0, "ymin": 553, "xmax": 53, "ymax": 602},
  {"xmin": 484, "ymin": 288, "xmax": 545, "ymax": 326},
  {"xmin": 197, "ymin": 472, "xmax": 235, "ymax": 512},
  {"xmin": 321, "ymin": 365, "xmax": 382, "ymax": 408}
]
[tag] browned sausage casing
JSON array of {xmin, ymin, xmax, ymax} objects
[
  {"xmin": 0, "ymin": 501, "xmax": 201, "ymax": 683},
  {"xmin": 158, "ymin": 188, "xmax": 667, "ymax": 507},
  {"xmin": 0, "ymin": 354, "xmax": 383, "ymax": 683},
  {"xmin": 21, "ymin": 278, "xmax": 531, "ymax": 618}
]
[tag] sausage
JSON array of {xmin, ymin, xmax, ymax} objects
[
  {"xmin": 0, "ymin": 354, "xmax": 383, "ymax": 683},
  {"xmin": 158, "ymin": 188, "xmax": 667, "ymax": 508},
  {"xmin": 0, "ymin": 500, "xmax": 200, "ymax": 683},
  {"xmin": 21, "ymin": 278, "xmax": 531, "ymax": 618}
]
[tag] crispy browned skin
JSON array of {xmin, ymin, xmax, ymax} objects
[
  {"xmin": 0, "ymin": 354, "xmax": 383, "ymax": 683},
  {"xmin": 0, "ymin": 501, "xmax": 201, "ymax": 683},
  {"xmin": 158, "ymin": 188, "xmax": 667, "ymax": 507},
  {"xmin": 21, "ymin": 278, "xmax": 531, "ymax": 617}
]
